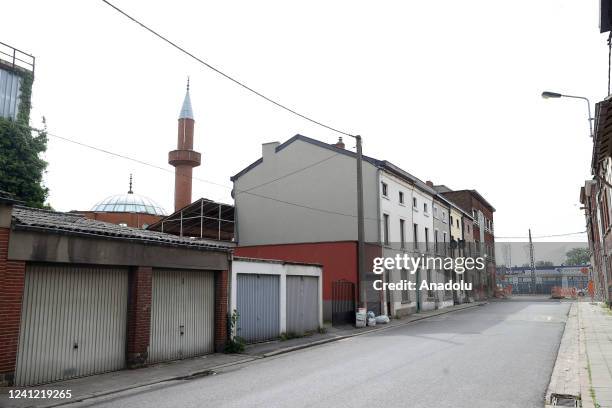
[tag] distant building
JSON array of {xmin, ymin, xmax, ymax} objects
[
  {"xmin": 231, "ymin": 134, "xmax": 487, "ymax": 322},
  {"xmin": 498, "ymin": 265, "xmax": 589, "ymax": 295},
  {"xmin": 433, "ymin": 186, "xmax": 496, "ymax": 297},
  {"xmin": 0, "ymin": 42, "xmax": 34, "ymax": 121}
]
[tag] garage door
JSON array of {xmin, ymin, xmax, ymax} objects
[
  {"xmin": 149, "ymin": 269, "xmax": 215, "ymax": 363},
  {"xmin": 236, "ymin": 274, "xmax": 279, "ymax": 343},
  {"xmin": 286, "ymin": 275, "xmax": 319, "ymax": 335},
  {"xmin": 15, "ymin": 264, "xmax": 128, "ymax": 386}
]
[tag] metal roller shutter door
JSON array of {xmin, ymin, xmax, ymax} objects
[
  {"xmin": 15, "ymin": 264, "xmax": 128, "ymax": 386},
  {"xmin": 236, "ymin": 274, "xmax": 280, "ymax": 343},
  {"xmin": 148, "ymin": 269, "xmax": 215, "ymax": 363},
  {"xmin": 286, "ymin": 275, "xmax": 319, "ymax": 335}
]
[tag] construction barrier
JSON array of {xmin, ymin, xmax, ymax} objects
[{"xmin": 550, "ymin": 286, "xmax": 577, "ymax": 299}]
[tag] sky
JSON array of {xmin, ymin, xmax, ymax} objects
[{"xmin": 1, "ymin": 0, "xmax": 608, "ymax": 242}]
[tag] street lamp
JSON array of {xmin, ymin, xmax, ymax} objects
[{"xmin": 541, "ymin": 91, "xmax": 594, "ymax": 138}]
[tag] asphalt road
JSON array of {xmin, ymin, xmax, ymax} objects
[{"xmin": 71, "ymin": 299, "xmax": 570, "ymax": 408}]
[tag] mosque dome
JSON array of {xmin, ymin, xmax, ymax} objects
[{"xmin": 91, "ymin": 175, "xmax": 167, "ymax": 216}]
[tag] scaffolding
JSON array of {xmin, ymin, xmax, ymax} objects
[{"xmin": 147, "ymin": 198, "xmax": 234, "ymax": 241}]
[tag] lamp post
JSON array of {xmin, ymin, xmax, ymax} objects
[{"xmin": 541, "ymin": 91, "xmax": 594, "ymax": 138}]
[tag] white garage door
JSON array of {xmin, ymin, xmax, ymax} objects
[
  {"xmin": 286, "ymin": 275, "xmax": 319, "ymax": 335},
  {"xmin": 15, "ymin": 264, "xmax": 128, "ymax": 386},
  {"xmin": 148, "ymin": 269, "xmax": 215, "ymax": 363}
]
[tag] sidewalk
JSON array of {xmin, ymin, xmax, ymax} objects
[
  {"xmin": 546, "ymin": 302, "xmax": 612, "ymax": 408},
  {"xmin": 0, "ymin": 301, "xmax": 485, "ymax": 408}
]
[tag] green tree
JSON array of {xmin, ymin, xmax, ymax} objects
[
  {"xmin": 565, "ymin": 247, "xmax": 590, "ymax": 266},
  {"xmin": 0, "ymin": 72, "xmax": 49, "ymax": 208},
  {"xmin": 535, "ymin": 260, "xmax": 554, "ymax": 267}
]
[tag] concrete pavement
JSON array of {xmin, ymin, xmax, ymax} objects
[
  {"xmin": 546, "ymin": 301, "xmax": 612, "ymax": 408},
  {"xmin": 46, "ymin": 299, "xmax": 568, "ymax": 408},
  {"xmin": 580, "ymin": 302, "xmax": 612, "ymax": 407}
]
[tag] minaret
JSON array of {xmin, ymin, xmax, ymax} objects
[{"xmin": 168, "ymin": 78, "xmax": 201, "ymax": 211}]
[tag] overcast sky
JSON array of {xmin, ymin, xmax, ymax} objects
[{"xmin": 2, "ymin": 0, "xmax": 607, "ymax": 241}]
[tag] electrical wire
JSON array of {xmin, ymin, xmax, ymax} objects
[
  {"xmin": 100, "ymin": 0, "xmax": 354, "ymax": 138},
  {"xmin": 33, "ymin": 127, "xmax": 376, "ymax": 220},
  {"xmin": 24, "ymin": 127, "xmax": 583, "ymax": 236},
  {"xmin": 494, "ymin": 231, "xmax": 586, "ymax": 239}
]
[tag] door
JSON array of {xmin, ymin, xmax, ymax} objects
[
  {"xmin": 286, "ymin": 275, "xmax": 319, "ymax": 335},
  {"xmin": 332, "ymin": 280, "xmax": 355, "ymax": 325},
  {"xmin": 236, "ymin": 274, "xmax": 280, "ymax": 343},
  {"xmin": 15, "ymin": 264, "xmax": 128, "ymax": 386},
  {"xmin": 149, "ymin": 269, "xmax": 215, "ymax": 363}
]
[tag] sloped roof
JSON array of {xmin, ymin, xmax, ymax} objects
[
  {"xmin": 231, "ymin": 134, "xmax": 434, "ymax": 197},
  {"xmin": 11, "ymin": 206, "xmax": 232, "ymax": 250}
]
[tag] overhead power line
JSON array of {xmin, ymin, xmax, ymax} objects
[
  {"xmin": 100, "ymin": 0, "xmax": 354, "ymax": 138},
  {"xmin": 34, "ymin": 127, "xmax": 374, "ymax": 220},
  {"xmin": 494, "ymin": 231, "xmax": 586, "ymax": 239}
]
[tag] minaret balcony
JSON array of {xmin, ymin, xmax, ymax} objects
[{"xmin": 168, "ymin": 149, "xmax": 201, "ymax": 167}]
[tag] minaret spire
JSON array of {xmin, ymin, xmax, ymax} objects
[{"xmin": 128, "ymin": 174, "xmax": 133, "ymax": 194}]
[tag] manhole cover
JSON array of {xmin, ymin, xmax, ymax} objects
[{"xmin": 551, "ymin": 393, "xmax": 580, "ymax": 407}]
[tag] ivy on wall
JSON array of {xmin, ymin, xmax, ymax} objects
[{"xmin": 0, "ymin": 69, "xmax": 49, "ymax": 208}]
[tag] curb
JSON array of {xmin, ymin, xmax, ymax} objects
[
  {"xmin": 14, "ymin": 301, "xmax": 487, "ymax": 408},
  {"xmin": 6, "ymin": 357, "xmax": 257, "ymax": 408},
  {"xmin": 260, "ymin": 301, "xmax": 487, "ymax": 358}
]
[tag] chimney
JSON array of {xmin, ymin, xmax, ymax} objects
[
  {"xmin": 262, "ymin": 142, "xmax": 280, "ymax": 160},
  {"xmin": 426, "ymin": 180, "xmax": 434, "ymax": 187},
  {"xmin": 333, "ymin": 137, "xmax": 345, "ymax": 149}
]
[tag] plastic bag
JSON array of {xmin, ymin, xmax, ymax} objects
[
  {"xmin": 375, "ymin": 315, "xmax": 390, "ymax": 324},
  {"xmin": 367, "ymin": 317, "xmax": 377, "ymax": 326}
]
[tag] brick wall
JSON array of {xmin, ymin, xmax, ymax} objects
[
  {"xmin": 126, "ymin": 266, "xmax": 152, "ymax": 368},
  {"xmin": 214, "ymin": 270, "xmax": 228, "ymax": 352},
  {"xmin": 0, "ymin": 227, "xmax": 26, "ymax": 386}
]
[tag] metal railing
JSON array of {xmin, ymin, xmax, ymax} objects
[{"xmin": 0, "ymin": 41, "xmax": 35, "ymax": 74}]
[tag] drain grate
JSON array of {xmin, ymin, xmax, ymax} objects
[{"xmin": 551, "ymin": 393, "xmax": 580, "ymax": 407}]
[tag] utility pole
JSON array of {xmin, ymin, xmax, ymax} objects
[
  {"xmin": 354, "ymin": 135, "xmax": 367, "ymax": 310},
  {"xmin": 529, "ymin": 229, "xmax": 536, "ymax": 294}
]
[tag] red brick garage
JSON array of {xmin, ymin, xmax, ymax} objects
[{"xmin": 0, "ymin": 196, "xmax": 230, "ymax": 386}]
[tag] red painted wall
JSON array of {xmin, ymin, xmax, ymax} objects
[{"xmin": 235, "ymin": 241, "xmax": 358, "ymax": 301}]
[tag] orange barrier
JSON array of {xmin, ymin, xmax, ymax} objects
[{"xmin": 551, "ymin": 286, "xmax": 577, "ymax": 299}]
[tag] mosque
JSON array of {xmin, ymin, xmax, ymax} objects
[{"xmin": 74, "ymin": 81, "xmax": 234, "ymax": 240}]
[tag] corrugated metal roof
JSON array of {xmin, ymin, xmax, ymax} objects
[{"xmin": 11, "ymin": 206, "xmax": 232, "ymax": 250}]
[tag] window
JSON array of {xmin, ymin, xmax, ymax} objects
[
  {"xmin": 442, "ymin": 211, "xmax": 446, "ymax": 223},
  {"xmin": 425, "ymin": 227, "xmax": 429, "ymax": 251},
  {"xmin": 443, "ymin": 232, "xmax": 447, "ymax": 255},
  {"xmin": 434, "ymin": 206, "xmax": 438, "ymax": 217},
  {"xmin": 427, "ymin": 269, "xmax": 434, "ymax": 297},
  {"xmin": 467, "ymin": 225, "xmax": 470, "ymax": 233},
  {"xmin": 399, "ymin": 191, "xmax": 404, "ymax": 204},
  {"xmin": 401, "ymin": 269, "xmax": 410, "ymax": 303},
  {"xmin": 383, "ymin": 214, "xmax": 390, "ymax": 245},
  {"xmin": 413, "ymin": 223, "xmax": 419, "ymax": 249},
  {"xmin": 456, "ymin": 219, "xmax": 460, "ymax": 228},
  {"xmin": 413, "ymin": 197, "xmax": 417, "ymax": 208},
  {"xmin": 381, "ymin": 182, "xmax": 388, "ymax": 197},
  {"xmin": 434, "ymin": 230, "xmax": 439, "ymax": 253},
  {"xmin": 473, "ymin": 209, "xmax": 477, "ymax": 218},
  {"xmin": 450, "ymin": 215, "xmax": 453, "ymax": 225},
  {"xmin": 400, "ymin": 219, "xmax": 405, "ymax": 249},
  {"xmin": 423, "ymin": 203, "xmax": 428, "ymax": 213}
]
